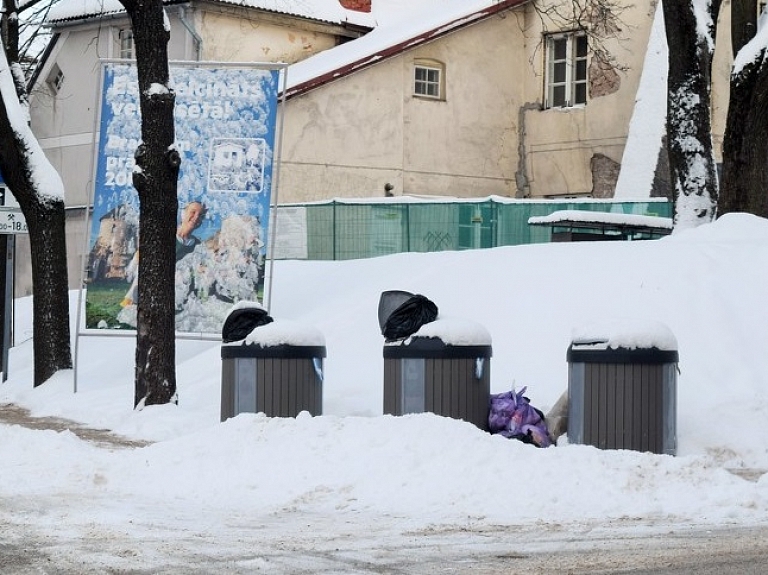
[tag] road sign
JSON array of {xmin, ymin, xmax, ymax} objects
[{"xmin": 0, "ymin": 208, "xmax": 27, "ymax": 234}]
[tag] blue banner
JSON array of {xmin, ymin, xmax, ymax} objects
[{"xmin": 85, "ymin": 63, "xmax": 279, "ymax": 334}]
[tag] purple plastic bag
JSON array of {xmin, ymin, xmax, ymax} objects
[{"xmin": 488, "ymin": 386, "xmax": 553, "ymax": 447}]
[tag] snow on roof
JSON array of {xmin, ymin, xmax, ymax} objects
[
  {"xmin": 528, "ymin": 210, "xmax": 674, "ymax": 230},
  {"xmin": 285, "ymin": 0, "xmax": 529, "ymax": 95},
  {"xmin": 46, "ymin": 0, "xmax": 125, "ymax": 22},
  {"xmin": 47, "ymin": 0, "xmax": 375, "ymax": 27},
  {"xmin": 45, "ymin": 0, "xmax": 527, "ymax": 97}
]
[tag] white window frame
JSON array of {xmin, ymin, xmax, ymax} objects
[
  {"xmin": 544, "ymin": 32, "xmax": 588, "ymax": 109},
  {"xmin": 119, "ymin": 28, "xmax": 134, "ymax": 60},
  {"xmin": 413, "ymin": 60, "xmax": 445, "ymax": 100}
]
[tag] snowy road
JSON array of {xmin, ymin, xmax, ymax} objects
[
  {"xmin": 2, "ymin": 405, "xmax": 768, "ymax": 574},
  {"xmin": 2, "ymin": 511, "xmax": 768, "ymax": 574}
]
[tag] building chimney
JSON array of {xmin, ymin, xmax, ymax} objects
[{"xmin": 339, "ymin": 0, "xmax": 371, "ymax": 13}]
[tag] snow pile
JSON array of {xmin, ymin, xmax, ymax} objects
[{"xmin": 0, "ymin": 212, "xmax": 767, "ymax": 571}]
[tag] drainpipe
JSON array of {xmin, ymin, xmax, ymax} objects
[
  {"xmin": 515, "ymin": 102, "xmax": 541, "ymax": 198},
  {"xmin": 178, "ymin": 5, "xmax": 203, "ymax": 60}
]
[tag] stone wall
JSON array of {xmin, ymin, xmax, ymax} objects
[{"xmin": 590, "ymin": 153, "xmax": 621, "ymax": 198}]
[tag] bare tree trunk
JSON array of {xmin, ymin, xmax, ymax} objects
[
  {"xmin": 662, "ymin": 0, "xmax": 721, "ymax": 228},
  {"xmin": 0, "ymin": 162, "xmax": 72, "ymax": 386},
  {"xmin": 0, "ymin": 0, "xmax": 72, "ymax": 386},
  {"xmin": 22, "ymin": 201, "xmax": 72, "ymax": 385},
  {"xmin": 0, "ymin": 167, "xmax": 72, "ymax": 389},
  {"xmin": 719, "ymin": 0, "xmax": 768, "ymax": 218},
  {"xmin": 731, "ymin": 0, "xmax": 758, "ymax": 54},
  {"xmin": 720, "ymin": 60, "xmax": 768, "ymax": 218},
  {"xmin": 119, "ymin": 0, "xmax": 179, "ymax": 407}
]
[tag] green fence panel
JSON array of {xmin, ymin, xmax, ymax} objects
[
  {"xmin": 457, "ymin": 202, "xmax": 495, "ymax": 250},
  {"xmin": 306, "ymin": 203, "xmax": 335, "ymax": 260},
  {"xmin": 406, "ymin": 203, "xmax": 460, "ymax": 252},
  {"xmin": 496, "ymin": 202, "xmax": 553, "ymax": 246},
  {"xmin": 280, "ymin": 198, "xmax": 672, "ymax": 260}
]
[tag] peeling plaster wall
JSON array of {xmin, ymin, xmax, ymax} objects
[
  {"xmin": 280, "ymin": 14, "xmax": 524, "ymax": 201},
  {"xmin": 400, "ymin": 16, "xmax": 523, "ymax": 198},
  {"xmin": 280, "ymin": 57, "xmax": 406, "ymax": 202},
  {"xmin": 199, "ymin": 12, "xmax": 339, "ymax": 63},
  {"xmin": 279, "ymin": 0, "xmax": 664, "ymax": 203},
  {"xmin": 519, "ymin": 0, "xmax": 730, "ymax": 199},
  {"xmin": 520, "ymin": 1, "xmax": 653, "ymax": 198},
  {"xmin": 590, "ymin": 152, "xmax": 621, "ymax": 198}
]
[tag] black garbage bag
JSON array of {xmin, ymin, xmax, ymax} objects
[
  {"xmin": 379, "ymin": 291, "xmax": 438, "ymax": 342},
  {"xmin": 222, "ymin": 306, "xmax": 274, "ymax": 343}
]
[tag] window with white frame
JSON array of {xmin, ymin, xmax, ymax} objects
[
  {"xmin": 413, "ymin": 60, "xmax": 445, "ymax": 100},
  {"xmin": 545, "ymin": 32, "xmax": 588, "ymax": 108},
  {"xmin": 119, "ymin": 29, "xmax": 134, "ymax": 59}
]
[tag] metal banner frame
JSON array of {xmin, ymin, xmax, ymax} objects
[{"xmin": 74, "ymin": 60, "xmax": 288, "ymax": 392}]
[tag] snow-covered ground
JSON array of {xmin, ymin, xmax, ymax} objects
[{"xmin": 1, "ymin": 213, "xmax": 768, "ymax": 572}]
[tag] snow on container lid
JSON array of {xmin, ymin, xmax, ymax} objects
[
  {"xmin": 568, "ymin": 318, "xmax": 678, "ymax": 364},
  {"xmin": 384, "ymin": 316, "xmax": 492, "ymax": 359},
  {"xmin": 222, "ymin": 318, "xmax": 326, "ymax": 359}
]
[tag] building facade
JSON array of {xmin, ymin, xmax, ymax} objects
[{"xmin": 24, "ymin": 0, "xmax": 734, "ymax": 295}]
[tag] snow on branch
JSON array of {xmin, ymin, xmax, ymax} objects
[
  {"xmin": 0, "ymin": 47, "xmax": 64, "ymax": 203},
  {"xmin": 733, "ymin": 8, "xmax": 768, "ymax": 75}
]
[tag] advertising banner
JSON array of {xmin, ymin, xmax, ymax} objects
[{"xmin": 85, "ymin": 62, "xmax": 280, "ymax": 334}]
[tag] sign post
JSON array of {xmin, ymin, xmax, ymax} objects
[
  {"xmin": 1, "ymin": 234, "xmax": 13, "ymax": 382},
  {"xmin": 0, "ymin": 201, "xmax": 27, "ymax": 381},
  {"xmin": 0, "ymin": 204, "xmax": 28, "ymax": 382},
  {"xmin": 0, "ymin": 208, "xmax": 28, "ymax": 234}
]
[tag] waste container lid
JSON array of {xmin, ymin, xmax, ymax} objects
[
  {"xmin": 223, "ymin": 318, "xmax": 326, "ymax": 348},
  {"xmin": 567, "ymin": 345, "xmax": 678, "ymax": 364},
  {"xmin": 568, "ymin": 319, "xmax": 678, "ymax": 364},
  {"xmin": 412, "ymin": 316, "xmax": 491, "ymax": 345},
  {"xmin": 383, "ymin": 317, "xmax": 492, "ymax": 359},
  {"xmin": 222, "ymin": 343, "xmax": 327, "ymax": 359},
  {"xmin": 377, "ymin": 290, "xmax": 416, "ymax": 332},
  {"xmin": 384, "ymin": 338, "xmax": 492, "ymax": 359},
  {"xmin": 571, "ymin": 318, "xmax": 677, "ymax": 350}
]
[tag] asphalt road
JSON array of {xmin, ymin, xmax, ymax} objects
[{"xmin": 1, "ymin": 518, "xmax": 767, "ymax": 574}]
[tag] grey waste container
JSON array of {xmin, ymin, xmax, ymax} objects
[
  {"xmin": 567, "ymin": 336, "xmax": 678, "ymax": 455},
  {"xmin": 383, "ymin": 329, "xmax": 492, "ymax": 431},
  {"xmin": 220, "ymin": 322, "xmax": 326, "ymax": 421}
]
